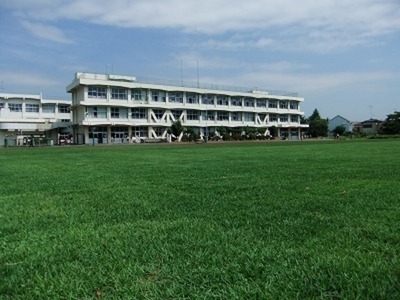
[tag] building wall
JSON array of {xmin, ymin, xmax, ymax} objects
[
  {"xmin": 328, "ymin": 115, "xmax": 353, "ymax": 133},
  {"xmin": 0, "ymin": 93, "xmax": 72, "ymax": 146},
  {"xmin": 67, "ymin": 73, "xmax": 308, "ymax": 144}
]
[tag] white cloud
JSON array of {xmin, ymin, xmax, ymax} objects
[
  {"xmin": 2, "ymin": 0, "xmax": 399, "ymax": 51},
  {"xmin": 20, "ymin": 20, "xmax": 73, "ymax": 44},
  {"xmin": 233, "ymin": 70, "xmax": 396, "ymax": 94}
]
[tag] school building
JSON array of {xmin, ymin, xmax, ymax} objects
[
  {"xmin": 0, "ymin": 93, "xmax": 71, "ymax": 146},
  {"xmin": 66, "ymin": 72, "xmax": 308, "ymax": 144}
]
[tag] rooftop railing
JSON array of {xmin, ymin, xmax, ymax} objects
[
  {"xmin": 75, "ymin": 72, "xmax": 299, "ymax": 97},
  {"xmin": 135, "ymin": 77, "xmax": 299, "ymax": 97}
]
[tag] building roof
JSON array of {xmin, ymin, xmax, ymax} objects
[
  {"xmin": 361, "ymin": 118, "xmax": 383, "ymax": 124},
  {"xmin": 329, "ymin": 115, "xmax": 350, "ymax": 122},
  {"xmin": 67, "ymin": 72, "xmax": 302, "ymax": 100}
]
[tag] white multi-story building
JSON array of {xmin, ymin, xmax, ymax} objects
[
  {"xmin": 0, "ymin": 93, "xmax": 71, "ymax": 146},
  {"xmin": 67, "ymin": 72, "xmax": 308, "ymax": 145}
]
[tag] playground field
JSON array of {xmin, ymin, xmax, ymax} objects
[{"xmin": 1, "ymin": 139, "xmax": 399, "ymax": 298}]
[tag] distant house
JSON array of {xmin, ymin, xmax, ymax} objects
[
  {"xmin": 353, "ymin": 119, "xmax": 383, "ymax": 135},
  {"xmin": 328, "ymin": 115, "xmax": 353, "ymax": 133}
]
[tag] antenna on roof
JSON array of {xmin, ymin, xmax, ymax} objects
[
  {"xmin": 196, "ymin": 60, "xmax": 199, "ymax": 88},
  {"xmin": 180, "ymin": 58, "xmax": 183, "ymax": 87}
]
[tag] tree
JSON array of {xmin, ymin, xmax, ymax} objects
[
  {"xmin": 243, "ymin": 126, "xmax": 257, "ymax": 140},
  {"xmin": 333, "ymin": 125, "xmax": 346, "ymax": 136},
  {"xmin": 300, "ymin": 115, "xmax": 308, "ymax": 124},
  {"xmin": 269, "ymin": 126, "xmax": 277, "ymax": 138},
  {"xmin": 382, "ymin": 111, "xmax": 400, "ymax": 134},
  {"xmin": 308, "ymin": 109, "xmax": 321, "ymax": 122},
  {"xmin": 183, "ymin": 127, "xmax": 195, "ymax": 141},
  {"xmin": 307, "ymin": 109, "xmax": 328, "ymax": 137},
  {"xmin": 168, "ymin": 120, "xmax": 184, "ymax": 137}
]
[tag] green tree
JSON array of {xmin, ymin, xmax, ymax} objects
[
  {"xmin": 308, "ymin": 109, "xmax": 321, "ymax": 122},
  {"xmin": 168, "ymin": 120, "xmax": 184, "ymax": 137},
  {"xmin": 184, "ymin": 127, "xmax": 195, "ymax": 142},
  {"xmin": 307, "ymin": 109, "xmax": 328, "ymax": 137},
  {"xmin": 382, "ymin": 111, "xmax": 400, "ymax": 134},
  {"xmin": 269, "ymin": 126, "xmax": 277, "ymax": 137},
  {"xmin": 333, "ymin": 125, "xmax": 346, "ymax": 136},
  {"xmin": 243, "ymin": 126, "xmax": 257, "ymax": 140},
  {"xmin": 300, "ymin": 115, "xmax": 308, "ymax": 124}
]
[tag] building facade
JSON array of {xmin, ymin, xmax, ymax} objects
[
  {"xmin": 67, "ymin": 73, "xmax": 308, "ymax": 145},
  {"xmin": 0, "ymin": 93, "xmax": 71, "ymax": 146},
  {"xmin": 353, "ymin": 119, "xmax": 383, "ymax": 135},
  {"xmin": 328, "ymin": 115, "xmax": 354, "ymax": 134}
]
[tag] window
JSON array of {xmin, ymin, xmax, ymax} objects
[
  {"xmin": 111, "ymin": 127, "xmax": 128, "ymax": 142},
  {"xmin": 186, "ymin": 110, "xmax": 200, "ymax": 120},
  {"xmin": 111, "ymin": 88, "xmax": 127, "ymax": 100},
  {"xmin": 171, "ymin": 110, "xmax": 183, "ymax": 120},
  {"xmin": 168, "ymin": 92, "xmax": 183, "ymax": 103},
  {"xmin": 279, "ymin": 101, "xmax": 288, "ymax": 109},
  {"xmin": 257, "ymin": 99, "xmax": 266, "ymax": 108},
  {"xmin": 202, "ymin": 111, "xmax": 215, "ymax": 121},
  {"xmin": 133, "ymin": 127, "xmax": 148, "ymax": 137},
  {"xmin": 132, "ymin": 108, "xmax": 146, "ymax": 119},
  {"xmin": 231, "ymin": 112, "xmax": 242, "ymax": 121},
  {"xmin": 88, "ymin": 106, "xmax": 107, "ymax": 118},
  {"xmin": 290, "ymin": 115, "xmax": 299, "ymax": 123},
  {"xmin": 258, "ymin": 113, "xmax": 266, "ymax": 123},
  {"xmin": 217, "ymin": 111, "xmax": 229, "ymax": 121},
  {"xmin": 290, "ymin": 101, "xmax": 298, "ymax": 110},
  {"xmin": 154, "ymin": 127, "xmax": 165, "ymax": 137},
  {"xmin": 217, "ymin": 95, "xmax": 229, "ymax": 106},
  {"xmin": 202, "ymin": 94, "xmax": 214, "ymax": 105},
  {"xmin": 25, "ymin": 104, "xmax": 39, "ymax": 112},
  {"xmin": 269, "ymin": 114, "xmax": 278, "ymax": 122},
  {"xmin": 153, "ymin": 109, "xmax": 165, "ymax": 120},
  {"xmin": 231, "ymin": 97, "xmax": 242, "ymax": 107},
  {"xmin": 268, "ymin": 99, "xmax": 278, "ymax": 108},
  {"xmin": 42, "ymin": 104, "xmax": 55, "ymax": 113},
  {"xmin": 186, "ymin": 93, "xmax": 199, "ymax": 104},
  {"xmin": 151, "ymin": 90, "xmax": 166, "ymax": 102},
  {"xmin": 88, "ymin": 86, "xmax": 107, "ymax": 98},
  {"xmin": 0, "ymin": 102, "xmax": 4, "ymax": 109},
  {"xmin": 280, "ymin": 114, "xmax": 288, "ymax": 122},
  {"xmin": 243, "ymin": 113, "xmax": 255, "ymax": 122},
  {"xmin": 244, "ymin": 98, "xmax": 254, "ymax": 107},
  {"xmin": 59, "ymin": 105, "xmax": 70, "ymax": 113},
  {"xmin": 61, "ymin": 119, "xmax": 70, "ymax": 123},
  {"xmin": 9, "ymin": 103, "xmax": 22, "ymax": 112},
  {"xmin": 111, "ymin": 107, "xmax": 120, "ymax": 118},
  {"xmin": 132, "ymin": 89, "xmax": 146, "ymax": 101}
]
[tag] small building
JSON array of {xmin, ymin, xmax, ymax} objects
[
  {"xmin": 328, "ymin": 115, "xmax": 353, "ymax": 134},
  {"xmin": 66, "ymin": 72, "xmax": 309, "ymax": 144},
  {"xmin": 0, "ymin": 93, "xmax": 72, "ymax": 146},
  {"xmin": 355, "ymin": 119, "xmax": 383, "ymax": 135}
]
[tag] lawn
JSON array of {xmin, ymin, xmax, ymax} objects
[{"xmin": 1, "ymin": 139, "xmax": 399, "ymax": 299}]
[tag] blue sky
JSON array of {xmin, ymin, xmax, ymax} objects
[{"xmin": 1, "ymin": 0, "xmax": 399, "ymax": 121}]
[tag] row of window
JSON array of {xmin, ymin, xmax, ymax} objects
[
  {"xmin": 87, "ymin": 107, "xmax": 299, "ymax": 123},
  {"xmin": 87, "ymin": 87, "xmax": 299, "ymax": 109},
  {"xmin": 1, "ymin": 103, "xmax": 70, "ymax": 113},
  {"xmin": 87, "ymin": 125, "xmax": 302, "ymax": 141}
]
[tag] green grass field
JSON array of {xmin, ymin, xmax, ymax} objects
[{"xmin": 1, "ymin": 140, "xmax": 400, "ymax": 299}]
